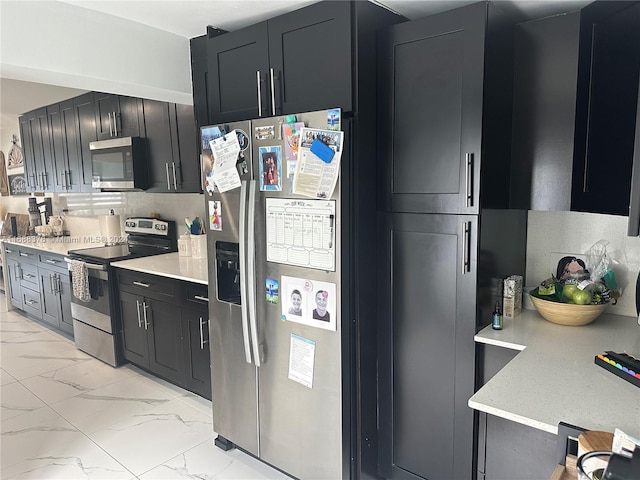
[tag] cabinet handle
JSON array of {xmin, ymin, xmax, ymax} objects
[
  {"xmin": 256, "ymin": 70, "xmax": 263, "ymax": 117},
  {"xmin": 15, "ymin": 266, "xmax": 22, "ymax": 280},
  {"xmin": 43, "ymin": 171, "xmax": 48, "ymax": 189},
  {"xmin": 55, "ymin": 274, "xmax": 61, "ymax": 294},
  {"xmin": 465, "ymin": 153, "xmax": 474, "ymax": 208},
  {"xmin": 132, "ymin": 281, "xmax": 150, "ymax": 288},
  {"xmin": 143, "ymin": 302, "xmax": 149, "ymax": 330},
  {"xmin": 108, "ymin": 112, "xmax": 113, "ymax": 137},
  {"xmin": 65, "ymin": 170, "xmax": 71, "ymax": 189},
  {"xmin": 45, "ymin": 259, "xmax": 59, "ymax": 265},
  {"xmin": 462, "ymin": 221, "xmax": 471, "ymax": 275},
  {"xmin": 49, "ymin": 274, "xmax": 56, "ymax": 294},
  {"xmin": 25, "ymin": 299, "xmax": 37, "ymax": 306},
  {"xmin": 5, "ymin": 248, "xmax": 14, "ymax": 254},
  {"xmin": 113, "ymin": 111, "xmax": 118, "ymax": 136},
  {"xmin": 270, "ymin": 68, "xmax": 276, "ymax": 116},
  {"xmin": 19, "ymin": 252, "xmax": 32, "ymax": 257},
  {"xmin": 24, "ymin": 273, "xmax": 35, "ymax": 279},
  {"xmin": 60, "ymin": 170, "xmax": 66, "ymax": 189},
  {"xmin": 29, "ymin": 173, "xmax": 36, "ymax": 189},
  {"xmin": 136, "ymin": 299, "xmax": 142, "ymax": 327},
  {"xmin": 194, "ymin": 295, "xmax": 209, "ymax": 302},
  {"xmin": 199, "ymin": 317, "xmax": 209, "ymax": 349},
  {"xmin": 172, "ymin": 162, "xmax": 177, "ymax": 190},
  {"xmin": 165, "ymin": 163, "xmax": 171, "ymax": 190}
]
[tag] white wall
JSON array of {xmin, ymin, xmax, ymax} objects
[
  {"xmin": 0, "ymin": 0, "xmax": 192, "ymax": 104},
  {"xmin": 526, "ymin": 210, "xmax": 640, "ymax": 318}
]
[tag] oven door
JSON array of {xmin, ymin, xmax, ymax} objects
[{"xmin": 68, "ymin": 261, "xmax": 112, "ymax": 333}]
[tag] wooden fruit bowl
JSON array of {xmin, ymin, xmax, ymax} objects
[{"xmin": 529, "ymin": 293, "xmax": 609, "ymax": 326}]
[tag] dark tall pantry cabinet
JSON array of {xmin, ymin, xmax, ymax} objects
[{"xmin": 376, "ymin": 3, "xmax": 527, "ymax": 479}]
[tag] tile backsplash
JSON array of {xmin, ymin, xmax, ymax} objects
[
  {"xmin": 526, "ymin": 210, "xmax": 640, "ymax": 318},
  {"xmin": 1, "ymin": 192, "xmax": 205, "ymax": 237}
]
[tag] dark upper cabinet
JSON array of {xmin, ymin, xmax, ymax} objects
[
  {"xmin": 141, "ymin": 99, "xmax": 200, "ymax": 193},
  {"xmin": 267, "ymin": 1, "xmax": 351, "ymax": 115},
  {"xmin": 207, "ymin": 22, "xmax": 270, "ymax": 123},
  {"xmin": 19, "ymin": 107, "xmax": 54, "ymax": 191},
  {"xmin": 47, "ymin": 100, "xmax": 81, "ymax": 192},
  {"xmin": 190, "ymin": 34, "xmax": 211, "ymax": 134},
  {"xmin": 73, "ymin": 93, "xmax": 99, "ymax": 192},
  {"xmin": 95, "ymin": 93, "xmax": 142, "ymax": 140},
  {"xmin": 510, "ymin": 2, "xmax": 640, "ymax": 215},
  {"xmin": 204, "ymin": 1, "xmax": 364, "ymax": 124},
  {"xmin": 378, "ymin": 2, "xmax": 516, "ymax": 214},
  {"xmin": 18, "ymin": 114, "xmax": 35, "ymax": 192}
]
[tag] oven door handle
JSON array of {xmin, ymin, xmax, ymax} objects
[{"xmin": 64, "ymin": 257, "xmax": 106, "ymax": 271}]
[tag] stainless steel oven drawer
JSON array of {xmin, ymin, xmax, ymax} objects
[{"xmin": 73, "ymin": 319, "xmax": 117, "ymax": 367}]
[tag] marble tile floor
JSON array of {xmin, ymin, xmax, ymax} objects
[{"xmin": 0, "ymin": 295, "xmax": 290, "ymax": 479}]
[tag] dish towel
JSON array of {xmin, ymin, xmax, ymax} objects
[{"xmin": 71, "ymin": 260, "xmax": 91, "ymax": 302}]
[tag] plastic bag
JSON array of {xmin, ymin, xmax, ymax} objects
[{"xmin": 584, "ymin": 240, "xmax": 623, "ymax": 301}]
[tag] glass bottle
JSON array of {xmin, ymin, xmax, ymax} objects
[{"xmin": 492, "ymin": 301, "xmax": 503, "ymax": 330}]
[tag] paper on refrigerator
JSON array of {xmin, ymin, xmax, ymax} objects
[
  {"xmin": 209, "ymin": 130, "xmax": 242, "ymax": 192},
  {"xmin": 288, "ymin": 334, "xmax": 316, "ymax": 388},
  {"xmin": 292, "ymin": 128, "xmax": 344, "ymax": 199}
]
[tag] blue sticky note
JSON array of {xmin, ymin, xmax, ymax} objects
[{"xmin": 310, "ymin": 138, "xmax": 335, "ymax": 163}]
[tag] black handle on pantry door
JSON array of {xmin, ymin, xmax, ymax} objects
[
  {"xmin": 462, "ymin": 221, "xmax": 471, "ymax": 274},
  {"xmin": 465, "ymin": 153, "xmax": 474, "ymax": 208}
]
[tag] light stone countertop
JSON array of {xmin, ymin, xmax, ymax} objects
[
  {"xmin": 1, "ymin": 236, "xmax": 102, "ymax": 256},
  {"xmin": 111, "ymin": 252, "xmax": 208, "ymax": 285},
  {"xmin": 470, "ymin": 308, "xmax": 640, "ymax": 437}
]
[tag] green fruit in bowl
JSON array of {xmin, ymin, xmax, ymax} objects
[
  {"xmin": 562, "ymin": 284, "xmax": 578, "ymax": 301},
  {"xmin": 573, "ymin": 289, "xmax": 592, "ymax": 305}
]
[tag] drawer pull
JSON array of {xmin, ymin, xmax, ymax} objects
[
  {"xmin": 24, "ymin": 273, "xmax": 35, "ymax": 279},
  {"xmin": 132, "ymin": 281, "xmax": 150, "ymax": 288},
  {"xmin": 5, "ymin": 248, "xmax": 14, "ymax": 254},
  {"xmin": 19, "ymin": 252, "xmax": 32, "ymax": 257},
  {"xmin": 45, "ymin": 259, "xmax": 60, "ymax": 264},
  {"xmin": 25, "ymin": 299, "xmax": 37, "ymax": 306},
  {"xmin": 194, "ymin": 295, "xmax": 209, "ymax": 302}
]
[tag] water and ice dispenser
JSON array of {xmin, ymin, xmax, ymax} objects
[{"xmin": 216, "ymin": 241, "xmax": 241, "ymax": 304}]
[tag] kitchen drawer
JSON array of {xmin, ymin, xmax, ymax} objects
[
  {"xmin": 182, "ymin": 282, "xmax": 209, "ymax": 310},
  {"xmin": 38, "ymin": 253, "xmax": 67, "ymax": 273},
  {"xmin": 117, "ymin": 269, "xmax": 177, "ymax": 300},
  {"xmin": 16, "ymin": 247, "xmax": 37, "ymax": 263},
  {"xmin": 20, "ymin": 262, "xmax": 39, "ymax": 289},
  {"xmin": 21, "ymin": 286, "xmax": 43, "ymax": 319}
]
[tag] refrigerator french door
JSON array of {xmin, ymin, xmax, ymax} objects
[{"xmin": 205, "ymin": 110, "xmax": 349, "ymax": 479}]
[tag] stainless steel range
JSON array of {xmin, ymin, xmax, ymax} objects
[{"xmin": 66, "ymin": 218, "xmax": 177, "ymax": 366}]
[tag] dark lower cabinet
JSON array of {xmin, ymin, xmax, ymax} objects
[
  {"xmin": 378, "ymin": 212, "xmax": 478, "ymax": 480},
  {"xmin": 117, "ymin": 269, "xmax": 211, "ymax": 399},
  {"xmin": 3, "ymin": 247, "xmax": 73, "ymax": 336},
  {"xmin": 37, "ymin": 265, "xmax": 74, "ymax": 335},
  {"xmin": 183, "ymin": 307, "xmax": 211, "ymax": 400},
  {"xmin": 476, "ymin": 344, "xmax": 558, "ymax": 480},
  {"xmin": 119, "ymin": 291, "xmax": 185, "ymax": 385}
]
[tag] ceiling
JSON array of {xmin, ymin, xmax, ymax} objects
[{"xmin": 0, "ymin": 0, "xmax": 592, "ymax": 120}]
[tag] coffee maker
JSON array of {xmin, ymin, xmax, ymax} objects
[{"xmin": 28, "ymin": 197, "xmax": 53, "ymax": 228}]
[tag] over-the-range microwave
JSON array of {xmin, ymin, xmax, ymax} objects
[{"xmin": 89, "ymin": 137, "xmax": 148, "ymax": 190}]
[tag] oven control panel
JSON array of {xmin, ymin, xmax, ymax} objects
[{"xmin": 124, "ymin": 217, "xmax": 172, "ymax": 236}]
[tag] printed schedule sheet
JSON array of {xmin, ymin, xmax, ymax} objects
[{"xmin": 265, "ymin": 198, "xmax": 336, "ymax": 271}]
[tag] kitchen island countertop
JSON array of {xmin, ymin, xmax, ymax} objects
[
  {"xmin": 470, "ymin": 308, "xmax": 640, "ymax": 437},
  {"xmin": 111, "ymin": 252, "xmax": 208, "ymax": 285}
]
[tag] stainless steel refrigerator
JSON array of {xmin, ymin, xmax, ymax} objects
[{"xmin": 203, "ymin": 109, "xmax": 350, "ymax": 479}]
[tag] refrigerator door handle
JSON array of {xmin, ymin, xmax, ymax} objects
[
  {"xmin": 239, "ymin": 180, "xmax": 253, "ymax": 364},
  {"xmin": 246, "ymin": 180, "xmax": 262, "ymax": 366}
]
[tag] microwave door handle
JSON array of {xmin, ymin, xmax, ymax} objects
[
  {"xmin": 239, "ymin": 180, "xmax": 253, "ymax": 364},
  {"xmin": 247, "ymin": 180, "xmax": 261, "ymax": 366}
]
